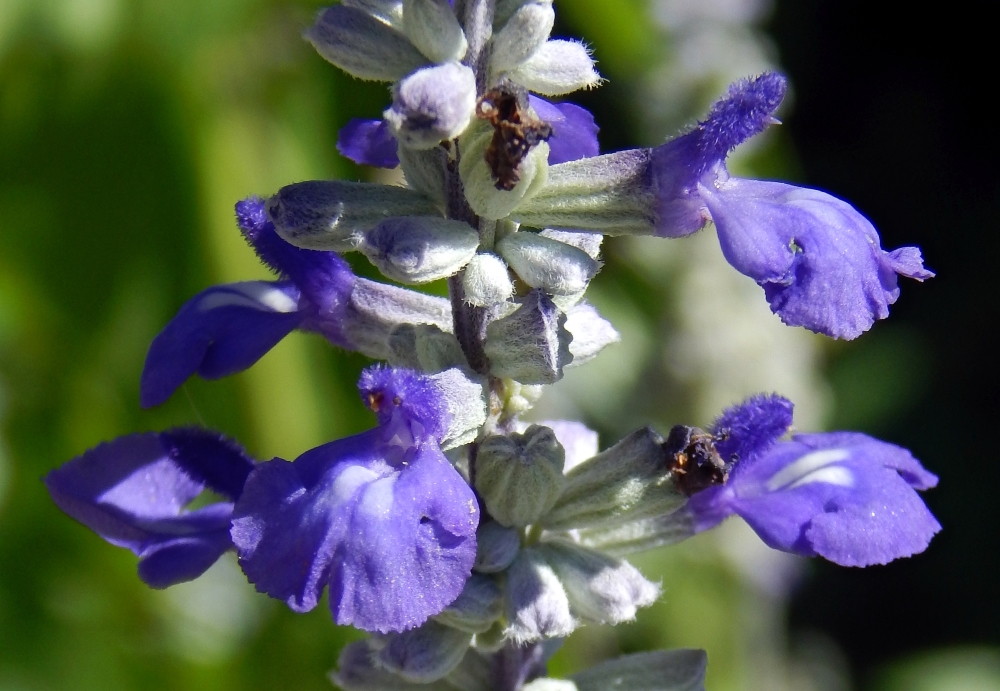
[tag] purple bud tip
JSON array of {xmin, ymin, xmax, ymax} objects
[
  {"xmin": 358, "ymin": 365, "xmax": 449, "ymax": 442},
  {"xmin": 235, "ymin": 196, "xmax": 355, "ymax": 313},
  {"xmin": 235, "ymin": 196, "xmax": 291, "ymax": 276},
  {"xmin": 236, "ymin": 196, "xmax": 269, "ymax": 241},
  {"xmin": 711, "ymin": 393, "xmax": 794, "ymax": 465},
  {"xmin": 698, "ymin": 72, "xmax": 787, "ymax": 162}
]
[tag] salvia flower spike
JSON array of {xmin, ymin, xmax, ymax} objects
[{"xmin": 46, "ymin": 1, "xmax": 939, "ymax": 689}]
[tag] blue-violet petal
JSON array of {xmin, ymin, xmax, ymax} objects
[
  {"xmin": 231, "ymin": 428, "xmax": 479, "ymax": 632},
  {"xmin": 45, "ymin": 430, "xmax": 253, "ymax": 587},
  {"xmin": 698, "ymin": 178, "xmax": 933, "ymax": 339},
  {"xmin": 528, "ymin": 95, "xmax": 599, "ymax": 165},
  {"xmin": 140, "ymin": 281, "xmax": 305, "ymax": 407},
  {"xmin": 687, "ymin": 432, "xmax": 940, "ymax": 566},
  {"xmin": 338, "ymin": 118, "xmax": 401, "ymax": 168}
]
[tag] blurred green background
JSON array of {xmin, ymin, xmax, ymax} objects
[{"xmin": 1, "ymin": 1, "xmax": 995, "ymax": 690}]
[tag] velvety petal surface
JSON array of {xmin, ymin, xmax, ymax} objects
[
  {"xmin": 688, "ymin": 432, "xmax": 941, "ymax": 566},
  {"xmin": 698, "ymin": 178, "xmax": 933, "ymax": 339},
  {"xmin": 45, "ymin": 430, "xmax": 254, "ymax": 587},
  {"xmin": 140, "ymin": 281, "xmax": 305, "ymax": 407},
  {"xmin": 358, "ymin": 364, "xmax": 450, "ymax": 440},
  {"xmin": 711, "ymin": 393, "xmax": 793, "ymax": 465},
  {"xmin": 338, "ymin": 118, "xmax": 400, "ymax": 168},
  {"xmin": 142, "ymin": 199, "xmax": 357, "ymax": 407},
  {"xmin": 136, "ymin": 505, "xmax": 235, "ymax": 588},
  {"xmin": 231, "ymin": 428, "xmax": 479, "ymax": 632},
  {"xmin": 236, "ymin": 196, "xmax": 356, "ymax": 312},
  {"xmin": 651, "ymin": 72, "xmax": 787, "ymax": 237},
  {"xmin": 528, "ymin": 95, "xmax": 599, "ymax": 164}
]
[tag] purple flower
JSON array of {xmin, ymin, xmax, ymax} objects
[
  {"xmin": 45, "ymin": 428, "xmax": 255, "ymax": 587},
  {"xmin": 338, "ymin": 118, "xmax": 400, "ymax": 168},
  {"xmin": 528, "ymin": 95, "xmax": 599, "ymax": 164},
  {"xmin": 140, "ymin": 197, "xmax": 357, "ymax": 407},
  {"xmin": 652, "ymin": 72, "xmax": 933, "ymax": 339},
  {"xmin": 687, "ymin": 426, "xmax": 941, "ymax": 567},
  {"xmin": 231, "ymin": 366, "xmax": 479, "ymax": 633}
]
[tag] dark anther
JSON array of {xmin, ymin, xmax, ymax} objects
[
  {"xmin": 476, "ymin": 85, "xmax": 552, "ymax": 191},
  {"xmin": 663, "ymin": 424, "xmax": 730, "ymax": 497}
]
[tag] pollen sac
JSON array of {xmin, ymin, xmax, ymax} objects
[
  {"xmin": 362, "ymin": 216, "xmax": 480, "ymax": 284},
  {"xmin": 484, "ymin": 291, "xmax": 573, "ymax": 385},
  {"xmin": 385, "ymin": 62, "xmax": 478, "ymax": 150},
  {"xmin": 474, "ymin": 425, "xmax": 567, "ymax": 528},
  {"xmin": 663, "ymin": 425, "xmax": 730, "ymax": 497},
  {"xmin": 542, "ymin": 427, "xmax": 686, "ymax": 532},
  {"xmin": 497, "ymin": 231, "xmax": 601, "ymax": 296},
  {"xmin": 477, "ymin": 88, "xmax": 553, "ymax": 192}
]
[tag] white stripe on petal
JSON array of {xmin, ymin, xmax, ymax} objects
[
  {"xmin": 332, "ymin": 465, "xmax": 380, "ymax": 505},
  {"xmin": 767, "ymin": 448, "xmax": 850, "ymax": 491},
  {"xmin": 358, "ymin": 475, "xmax": 398, "ymax": 518},
  {"xmin": 788, "ymin": 465, "xmax": 854, "ymax": 489},
  {"xmin": 198, "ymin": 282, "xmax": 299, "ymax": 313}
]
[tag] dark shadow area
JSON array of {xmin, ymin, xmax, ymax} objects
[{"xmin": 770, "ymin": 0, "xmax": 999, "ymax": 683}]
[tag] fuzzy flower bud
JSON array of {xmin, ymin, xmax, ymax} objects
[
  {"xmin": 475, "ymin": 425, "xmax": 567, "ymax": 527},
  {"xmin": 306, "ymin": 5, "xmax": 427, "ymax": 82},
  {"xmin": 362, "ymin": 216, "xmax": 480, "ymax": 284},
  {"xmin": 484, "ymin": 291, "xmax": 573, "ymax": 385},
  {"xmin": 508, "ymin": 40, "xmax": 601, "ymax": 96},
  {"xmin": 433, "ymin": 574, "xmax": 503, "ymax": 633},
  {"xmin": 497, "ymin": 231, "xmax": 601, "ymax": 296},
  {"xmin": 267, "ymin": 180, "xmax": 440, "ymax": 251},
  {"xmin": 504, "ymin": 549, "xmax": 576, "ymax": 643},
  {"xmin": 537, "ymin": 540, "xmax": 659, "ymax": 625},
  {"xmin": 402, "ymin": 0, "xmax": 468, "ymax": 63},
  {"xmin": 385, "ymin": 62, "xmax": 478, "ymax": 150},
  {"xmin": 490, "ymin": 0, "xmax": 555, "ymax": 74},
  {"xmin": 462, "ymin": 252, "xmax": 515, "ymax": 307},
  {"xmin": 376, "ymin": 620, "xmax": 473, "ymax": 682}
]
